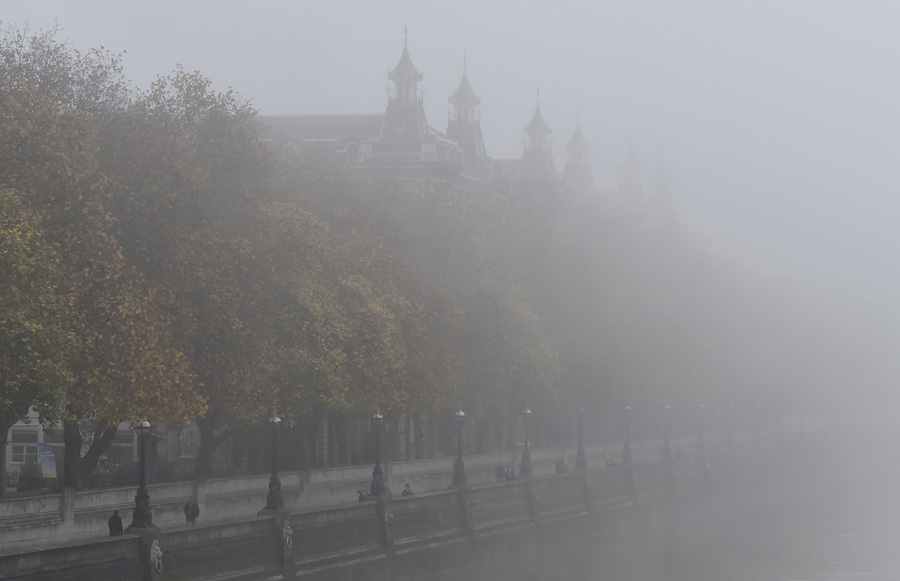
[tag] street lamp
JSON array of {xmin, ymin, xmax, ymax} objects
[
  {"xmin": 574, "ymin": 408, "xmax": 587, "ymax": 471},
  {"xmin": 129, "ymin": 420, "xmax": 153, "ymax": 528},
  {"xmin": 662, "ymin": 405, "xmax": 672, "ymax": 461},
  {"xmin": 263, "ymin": 416, "xmax": 284, "ymax": 510},
  {"xmin": 369, "ymin": 411, "xmax": 386, "ymax": 497},
  {"xmin": 520, "ymin": 407, "xmax": 533, "ymax": 478},
  {"xmin": 451, "ymin": 408, "xmax": 467, "ymax": 486},
  {"xmin": 622, "ymin": 405, "xmax": 632, "ymax": 464}
]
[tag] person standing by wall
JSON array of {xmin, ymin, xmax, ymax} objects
[
  {"xmin": 107, "ymin": 510, "xmax": 123, "ymax": 536},
  {"xmin": 184, "ymin": 496, "xmax": 200, "ymax": 525}
]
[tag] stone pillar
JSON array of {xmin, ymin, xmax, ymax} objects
[
  {"xmin": 259, "ymin": 508, "xmax": 295, "ymax": 578},
  {"xmin": 375, "ymin": 497, "xmax": 395, "ymax": 557},
  {"xmin": 59, "ymin": 487, "xmax": 76, "ymax": 538},
  {"xmin": 524, "ymin": 478, "xmax": 539, "ymax": 523},
  {"xmin": 131, "ymin": 526, "xmax": 162, "ymax": 581},
  {"xmin": 580, "ymin": 471, "xmax": 594, "ymax": 511},
  {"xmin": 456, "ymin": 485, "xmax": 474, "ymax": 538}
]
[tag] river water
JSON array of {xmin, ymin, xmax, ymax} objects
[{"xmin": 513, "ymin": 448, "xmax": 900, "ymax": 581}]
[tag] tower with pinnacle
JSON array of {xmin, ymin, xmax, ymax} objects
[
  {"xmin": 521, "ymin": 91, "xmax": 555, "ymax": 181},
  {"xmin": 564, "ymin": 112, "xmax": 595, "ymax": 194},
  {"xmin": 447, "ymin": 55, "xmax": 487, "ymax": 159},
  {"xmin": 376, "ymin": 25, "xmax": 431, "ymax": 159}
]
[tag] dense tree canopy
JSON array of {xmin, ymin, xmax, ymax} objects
[{"xmin": 1, "ymin": 24, "xmax": 895, "ymax": 489}]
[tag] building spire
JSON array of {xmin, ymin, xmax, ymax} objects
[
  {"xmin": 463, "ymin": 51, "xmax": 467, "ymax": 74},
  {"xmin": 404, "ymin": 24, "xmax": 408, "ymax": 48}
]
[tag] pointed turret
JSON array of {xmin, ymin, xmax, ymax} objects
[
  {"xmin": 388, "ymin": 25, "xmax": 423, "ymax": 105},
  {"xmin": 378, "ymin": 25, "xmax": 430, "ymax": 147},
  {"xmin": 524, "ymin": 106, "xmax": 552, "ymax": 151},
  {"xmin": 521, "ymin": 90, "xmax": 554, "ymax": 180},
  {"xmin": 564, "ymin": 112, "xmax": 594, "ymax": 193},
  {"xmin": 447, "ymin": 55, "xmax": 487, "ymax": 159}
]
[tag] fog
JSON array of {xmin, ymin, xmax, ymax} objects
[
  {"xmin": 9, "ymin": 1, "xmax": 900, "ymax": 306},
  {"xmin": 5, "ymin": 2, "xmax": 900, "ymax": 573}
]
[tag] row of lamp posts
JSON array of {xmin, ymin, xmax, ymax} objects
[{"xmin": 129, "ymin": 402, "xmax": 762, "ymax": 525}]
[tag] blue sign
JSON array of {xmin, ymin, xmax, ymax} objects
[{"xmin": 38, "ymin": 443, "xmax": 57, "ymax": 480}]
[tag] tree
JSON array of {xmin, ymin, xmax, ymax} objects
[
  {"xmin": 0, "ymin": 82, "xmax": 205, "ymax": 488},
  {"xmin": 0, "ymin": 190, "xmax": 76, "ymax": 497}
]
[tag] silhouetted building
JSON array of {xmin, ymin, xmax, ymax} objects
[{"xmin": 260, "ymin": 28, "xmax": 583, "ymax": 191}]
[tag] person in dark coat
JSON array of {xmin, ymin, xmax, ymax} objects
[
  {"xmin": 108, "ymin": 509, "xmax": 123, "ymax": 536},
  {"xmin": 495, "ymin": 462, "xmax": 506, "ymax": 483},
  {"xmin": 184, "ymin": 496, "xmax": 200, "ymax": 525}
]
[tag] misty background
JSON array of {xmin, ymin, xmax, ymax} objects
[
  {"xmin": 10, "ymin": 0, "xmax": 900, "ymax": 305},
  {"xmin": 5, "ymin": 0, "xmax": 899, "ymax": 408}
]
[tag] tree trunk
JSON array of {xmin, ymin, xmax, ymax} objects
[
  {"xmin": 412, "ymin": 413, "xmax": 426, "ymax": 460},
  {"xmin": 297, "ymin": 414, "xmax": 311, "ymax": 469},
  {"xmin": 62, "ymin": 420, "xmax": 117, "ymax": 490},
  {"xmin": 426, "ymin": 413, "xmax": 436, "ymax": 458},
  {"xmin": 336, "ymin": 417, "xmax": 351, "ymax": 466},
  {"xmin": 0, "ymin": 422, "xmax": 10, "ymax": 498},
  {"xmin": 196, "ymin": 416, "xmax": 230, "ymax": 477},
  {"xmin": 63, "ymin": 421, "xmax": 84, "ymax": 489}
]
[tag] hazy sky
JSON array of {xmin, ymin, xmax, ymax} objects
[{"xmin": 5, "ymin": 1, "xmax": 900, "ymax": 306}]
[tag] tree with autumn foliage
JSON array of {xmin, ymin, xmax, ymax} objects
[
  {"xmin": 0, "ymin": 55, "xmax": 205, "ymax": 487},
  {"xmin": 0, "ymin": 190, "xmax": 77, "ymax": 497}
]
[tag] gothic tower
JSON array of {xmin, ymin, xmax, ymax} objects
[
  {"xmin": 521, "ymin": 91, "xmax": 555, "ymax": 181},
  {"xmin": 564, "ymin": 112, "xmax": 595, "ymax": 194},
  {"xmin": 447, "ymin": 55, "xmax": 487, "ymax": 159},
  {"xmin": 378, "ymin": 26, "xmax": 430, "ymax": 147}
]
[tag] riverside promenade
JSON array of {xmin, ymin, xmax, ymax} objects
[
  {"xmin": 0, "ymin": 427, "xmax": 796, "ymax": 581},
  {"xmin": 2, "ymin": 437, "xmax": 699, "ymax": 554}
]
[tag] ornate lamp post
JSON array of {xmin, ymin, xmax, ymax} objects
[
  {"xmin": 452, "ymin": 408, "xmax": 467, "ymax": 486},
  {"xmin": 662, "ymin": 404, "xmax": 672, "ymax": 461},
  {"xmin": 622, "ymin": 405, "xmax": 632, "ymax": 464},
  {"xmin": 264, "ymin": 416, "xmax": 284, "ymax": 510},
  {"xmin": 574, "ymin": 407, "xmax": 587, "ymax": 471},
  {"xmin": 129, "ymin": 420, "xmax": 153, "ymax": 528},
  {"xmin": 519, "ymin": 407, "xmax": 533, "ymax": 478},
  {"xmin": 369, "ymin": 411, "xmax": 387, "ymax": 497}
]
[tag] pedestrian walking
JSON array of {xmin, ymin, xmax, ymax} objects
[
  {"xmin": 184, "ymin": 496, "xmax": 200, "ymax": 525},
  {"xmin": 495, "ymin": 462, "xmax": 505, "ymax": 483},
  {"xmin": 108, "ymin": 509, "xmax": 123, "ymax": 536}
]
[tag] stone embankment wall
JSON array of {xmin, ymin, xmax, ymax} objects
[
  {"xmin": 2, "ymin": 437, "xmax": 710, "ymax": 554},
  {"xmin": 0, "ymin": 440, "xmax": 780, "ymax": 581}
]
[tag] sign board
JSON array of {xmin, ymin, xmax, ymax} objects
[{"xmin": 38, "ymin": 443, "xmax": 57, "ymax": 480}]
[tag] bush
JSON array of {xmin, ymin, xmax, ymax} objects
[{"xmin": 17, "ymin": 460, "xmax": 43, "ymax": 492}]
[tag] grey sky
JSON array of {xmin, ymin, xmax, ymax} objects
[{"xmin": 6, "ymin": 0, "xmax": 900, "ymax": 306}]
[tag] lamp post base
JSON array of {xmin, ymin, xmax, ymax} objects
[
  {"xmin": 519, "ymin": 448, "xmax": 532, "ymax": 479},
  {"xmin": 574, "ymin": 445, "xmax": 586, "ymax": 471},
  {"xmin": 129, "ymin": 487, "xmax": 154, "ymax": 529},
  {"xmin": 451, "ymin": 456, "xmax": 467, "ymax": 486},
  {"xmin": 370, "ymin": 463, "xmax": 387, "ymax": 497},
  {"xmin": 264, "ymin": 472, "xmax": 284, "ymax": 510}
]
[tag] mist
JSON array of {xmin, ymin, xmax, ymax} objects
[{"xmin": 3, "ymin": 2, "xmax": 900, "ymax": 579}]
